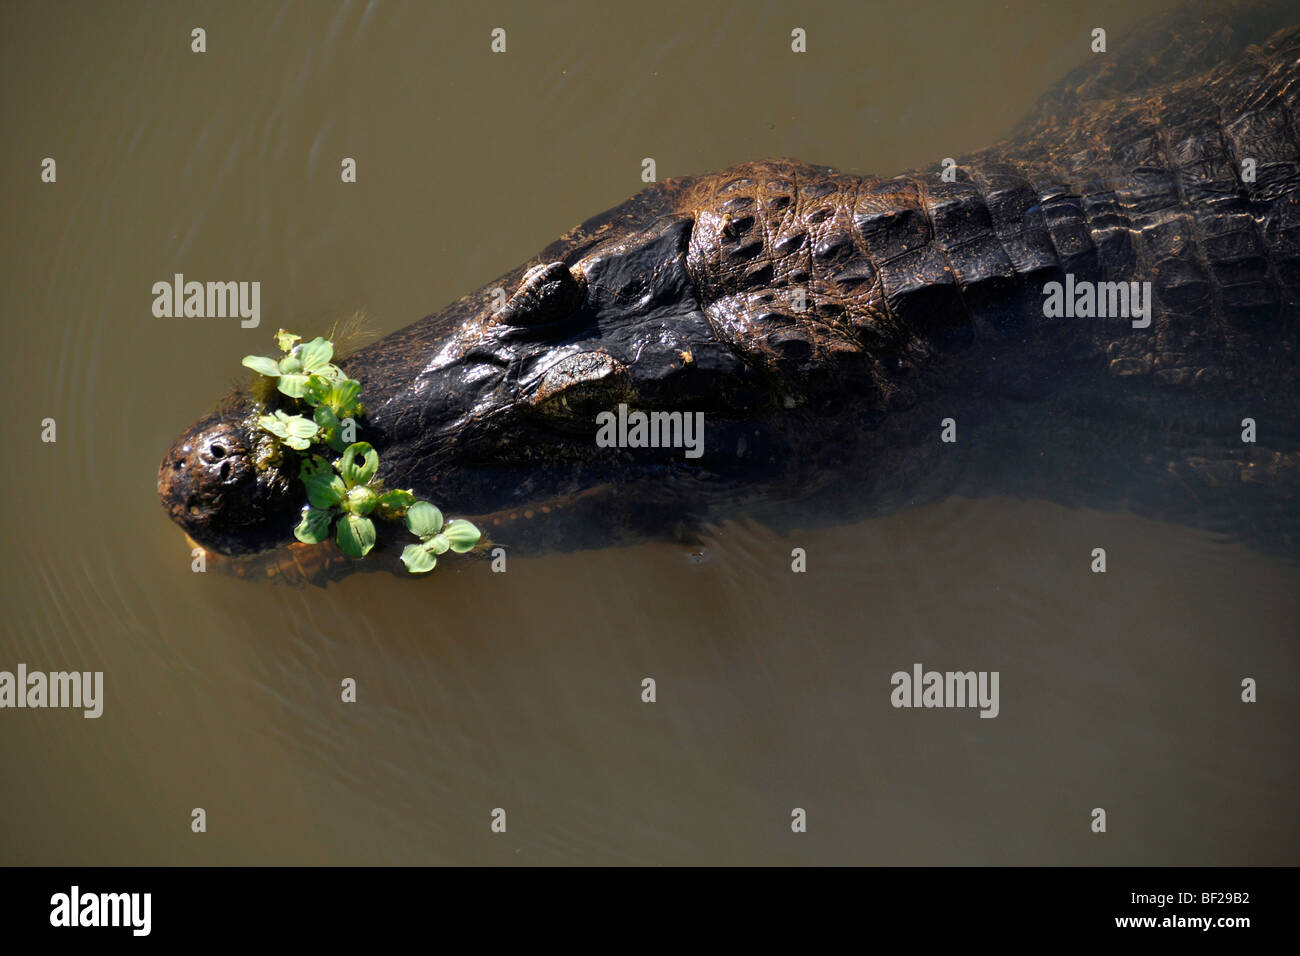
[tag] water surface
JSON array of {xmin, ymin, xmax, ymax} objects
[{"xmin": 1, "ymin": 0, "xmax": 1295, "ymax": 865}]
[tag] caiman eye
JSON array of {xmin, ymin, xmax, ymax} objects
[
  {"xmin": 527, "ymin": 350, "xmax": 628, "ymax": 420},
  {"xmin": 499, "ymin": 261, "xmax": 587, "ymax": 328}
]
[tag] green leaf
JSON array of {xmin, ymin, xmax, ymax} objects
[
  {"xmin": 276, "ymin": 373, "xmax": 311, "ymax": 399},
  {"xmin": 344, "ymin": 485, "xmax": 377, "ymax": 516},
  {"xmin": 443, "ymin": 518, "xmax": 482, "ymax": 553},
  {"xmin": 336, "ymin": 514, "xmax": 376, "ymax": 558},
  {"xmin": 401, "ymin": 543, "xmax": 437, "ymax": 574},
  {"xmin": 300, "ymin": 456, "xmax": 345, "ymax": 509},
  {"xmin": 329, "ymin": 378, "xmax": 362, "ymax": 417},
  {"xmin": 293, "ymin": 506, "xmax": 334, "ymax": 544},
  {"xmin": 305, "ymin": 375, "xmax": 361, "ymax": 416},
  {"xmin": 313, "ymin": 405, "xmax": 341, "ymax": 451},
  {"xmin": 303, "ymin": 375, "xmax": 331, "ymax": 408},
  {"xmin": 284, "ymin": 414, "xmax": 318, "ymax": 440},
  {"xmin": 242, "ymin": 355, "xmax": 281, "ymax": 377},
  {"xmin": 338, "ymin": 442, "xmax": 378, "ymax": 487},
  {"xmin": 428, "ymin": 533, "xmax": 450, "ymax": 555},
  {"xmin": 405, "ymin": 501, "xmax": 444, "ymax": 540},
  {"xmin": 257, "ymin": 413, "xmax": 289, "ymax": 439},
  {"xmin": 375, "ymin": 489, "xmax": 414, "ymax": 521},
  {"xmin": 261, "ymin": 410, "xmax": 316, "ymax": 447},
  {"xmin": 275, "ymin": 329, "xmax": 301, "ymax": 353},
  {"xmin": 377, "ymin": 489, "xmax": 414, "ymax": 511},
  {"xmin": 297, "ymin": 337, "xmax": 334, "ymax": 373},
  {"xmin": 314, "ymin": 404, "xmax": 340, "ymax": 431},
  {"xmin": 278, "ymin": 356, "xmax": 303, "ymax": 374}
]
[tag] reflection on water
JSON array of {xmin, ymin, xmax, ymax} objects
[{"xmin": 1, "ymin": 0, "xmax": 1295, "ymax": 864}]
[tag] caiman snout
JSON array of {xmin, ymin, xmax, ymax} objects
[{"xmin": 157, "ymin": 413, "xmax": 298, "ymax": 557}]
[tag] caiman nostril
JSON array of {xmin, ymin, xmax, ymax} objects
[
  {"xmin": 210, "ymin": 443, "xmax": 226, "ymax": 458},
  {"xmin": 218, "ymin": 461, "xmax": 231, "ymax": 481}
]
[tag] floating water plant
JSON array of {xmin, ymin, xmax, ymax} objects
[
  {"xmin": 307, "ymin": 376, "xmax": 363, "ymax": 452},
  {"xmin": 294, "ymin": 443, "xmax": 381, "ymax": 557},
  {"xmin": 400, "ymin": 502, "xmax": 483, "ymax": 573},
  {"xmin": 256, "ymin": 409, "xmax": 318, "ymax": 450},
  {"xmin": 242, "ymin": 331, "xmax": 345, "ymax": 399},
  {"xmin": 243, "ymin": 329, "xmax": 481, "ymax": 572}
]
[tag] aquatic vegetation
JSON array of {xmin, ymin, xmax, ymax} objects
[
  {"xmin": 256, "ymin": 409, "xmax": 318, "ymax": 450},
  {"xmin": 243, "ymin": 329, "xmax": 481, "ymax": 571},
  {"xmin": 294, "ymin": 444, "xmax": 381, "ymax": 558},
  {"xmin": 400, "ymin": 502, "xmax": 483, "ymax": 574},
  {"xmin": 307, "ymin": 377, "xmax": 363, "ymax": 453},
  {"xmin": 242, "ymin": 331, "xmax": 346, "ymax": 400}
]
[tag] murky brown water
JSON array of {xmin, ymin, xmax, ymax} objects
[{"xmin": 2, "ymin": 0, "xmax": 1296, "ymax": 865}]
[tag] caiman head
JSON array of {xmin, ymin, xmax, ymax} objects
[
  {"xmin": 159, "ymin": 167, "xmax": 866, "ymax": 564},
  {"xmin": 157, "ymin": 408, "xmax": 304, "ymax": 557}
]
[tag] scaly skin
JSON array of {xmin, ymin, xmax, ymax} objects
[{"xmin": 159, "ymin": 4, "xmax": 1300, "ymax": 582}]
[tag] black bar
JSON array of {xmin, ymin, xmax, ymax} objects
[{"xmin": 0, "ymin": 866, "xmax": 1286, "ymax": 941}]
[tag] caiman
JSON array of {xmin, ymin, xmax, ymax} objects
[{"xmin": 159, "ymin": 1, "xmax": 1300, "ymax": 581}]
